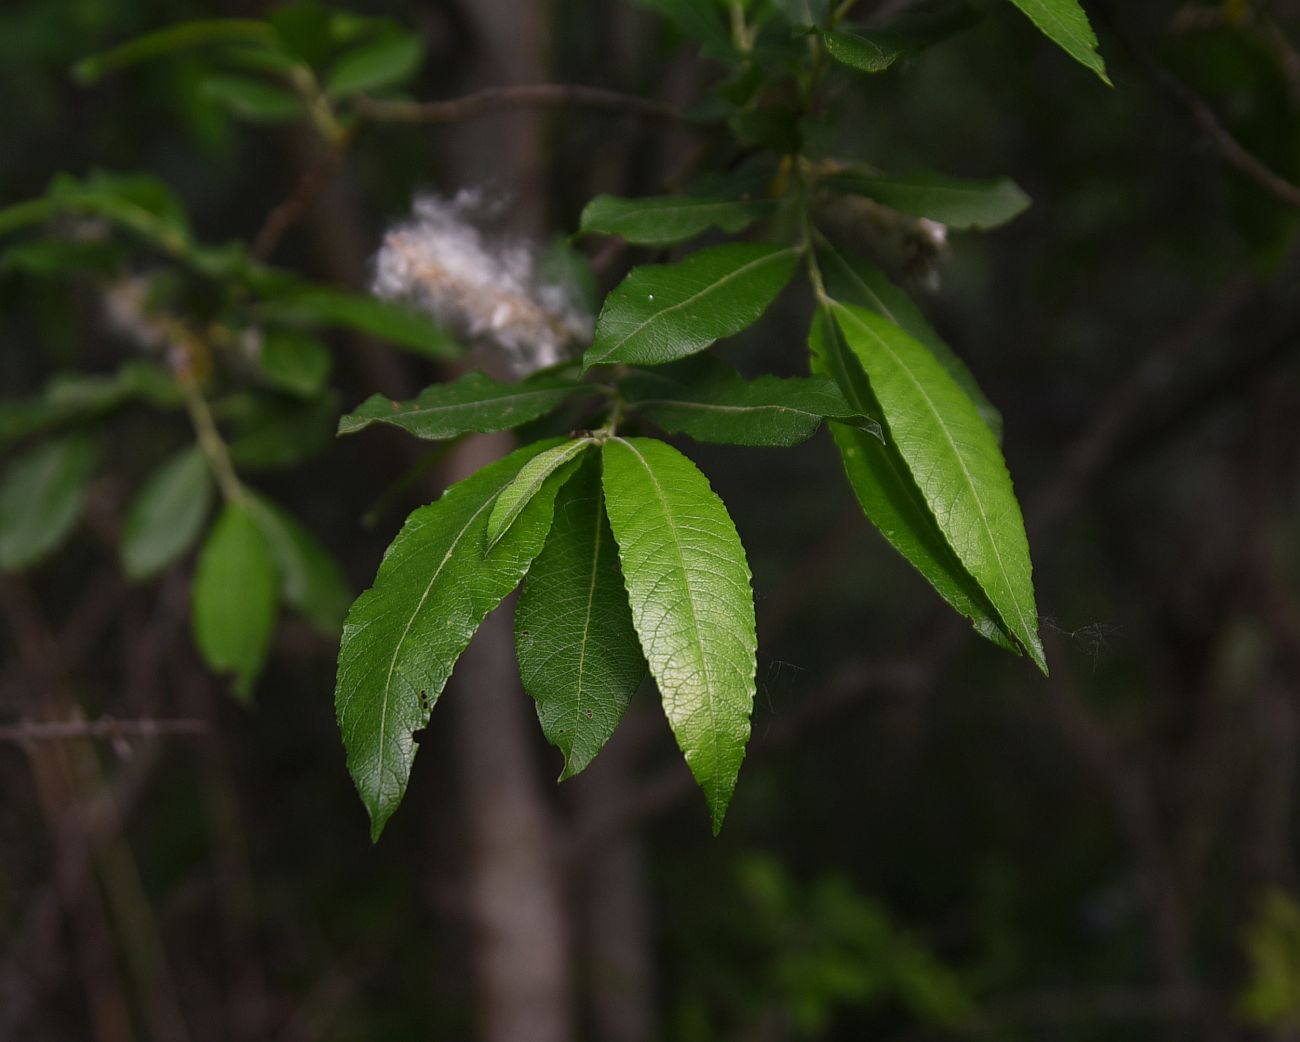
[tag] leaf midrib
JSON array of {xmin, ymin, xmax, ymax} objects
[
  {"xmin": 591, "ymin": 246, "xmax": 797, "ymax": 362},
  {"xmin": 834, "ymin": 304, "xmax": 1034, "ymax": 646},
  {"xmin": 614, "ymin": 437, "xmax": 722, "ymax": 804}
]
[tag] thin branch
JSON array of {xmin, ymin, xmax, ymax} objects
[
  {"xmin": 355, "ymin": 84, "xmax": 687, "ymax": 127},
  {"xmin": 252, "ymin": 128, "xmax": 354, "ymax": 261},
  {"xmin": 0, "ymin": 718, "xmax": 208, "ymax": 743}
]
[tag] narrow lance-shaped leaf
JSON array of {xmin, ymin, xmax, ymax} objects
[
  {"xmin": 516, "ymin": 456, "xmax": 646, "ymax": 780},
  {"xmin": 247, "ymin": 494, "xmax": 351, "ymax": 636},
  {"xmin": 73, "ymin": 19, "xmax": 277, "ymax": 83},
  {"xmin": 486, "ymin": 438, "xmax": 592, "ymax": 550},
  {"xmin": 830, "ymin": 302, "xmax": 1045, "ymax": 671},
  {"xmin": 825, "ymin": 171, "xmax": 1030, "ymax": 230},
  {"xmin": 191, "ymin": 500, "xmax": 279, "ymax": 700},
  {"xmin": 622, "ymin": 356, "xmax": 881, "ymax": 447},
  {"xmin": 326, "ymin": 31, "xmax": 425, "ymax": 97},
  {"xmin": 257, "ymin": 287, "xmax": 462, "ymax": 360},
  {"xmin": 0, "ymin": 435, "xmax": 97, "ymax": 572},
  {"xmin": 339, "ymin": 370, "xmax": 582, "ymax": 440},
  {"xmin": 809, "ymin": 310, "xmax": 1018, "ymax": 653},
  {"xmin": 121, "ymin": 446, "xmax": 215, "ymax": 580},
  {"xmin": 817, "ymin": 239, "xmax": 1002, "ymax": 440},
  {"xmin": 579, "ymin": 194, "xmax": 775, "ymax": 246},
  {"xmin": 601, "ymin": 437, "xmax": 757, "ymax": 833},
  {"xmin": 817, "ymin": 2, "xmax": 979, "ymax": 73},
  {"xmin": 200, "ymin": 74, "xmax": 303, "ymax": 123},
  {"xmin": 584, "ymin": 243, "xmax": 800, "ymax": 370},
  {"xmin": 1003, "ymin": 0, "xmax": 1109, "ymax": 84},
  {"xmin": 336, "ymin": 439, "xmax": 574, "ymax": 840}
]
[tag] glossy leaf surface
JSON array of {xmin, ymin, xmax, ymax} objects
[
  {"xmin": 516, "ymin": 457, "xmax": 645, "ymax": 780},
  {"xmin": 830, "ymin": 303, "xmax": 1044, "ymax": 670},
  {"xmin": 336, "ymin": 440, "xmax": 570, "ymax": 839},
  {"xmin": 585, "ymin": 243, "xmax": 799, "ymax": 370},
  {"xmin": 340, "ymin": 371, "xmax": 581, "ymax": 441},
  {"xmin": 601, "ymin": 437, "xmax": 756, "ymax": 833},
  {"xmin": 809, "ymin": 311, "xmax": 1017, "ymax": 652},
  {"xmin": 1004, "ymin": 0, "xmax": 1109, "ymax": 83}
]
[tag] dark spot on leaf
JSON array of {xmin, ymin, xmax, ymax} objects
[{"xmin": 585, "ymin": 709, "xmax": 594, "ymax": 719}]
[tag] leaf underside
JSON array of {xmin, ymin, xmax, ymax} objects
[
  {"xmin": 826, "ymin": 170, "xmax": 1030, "ymax": 230},
  {"xmin": 601, "ymin": 437, "xmax": 757, "ymax": 833}
]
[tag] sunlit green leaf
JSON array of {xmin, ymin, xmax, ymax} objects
[
  {"xmin": 485, "ymin": 438, "xmax": 591, "ymax": 550},
  {"xmin": 1003, "ymin": 0, "xmax": 1109, "ymax": 83}
]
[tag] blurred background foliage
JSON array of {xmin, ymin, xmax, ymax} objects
[{"xmin": 3, "ymin": 0, "xmax": 1300, "ymax": 1040}]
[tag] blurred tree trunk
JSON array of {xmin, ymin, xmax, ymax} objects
[{"xmin": 440, "ymin": 5, "xmax": 575, "ymax": 1042}]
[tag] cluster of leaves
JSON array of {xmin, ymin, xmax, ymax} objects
[
  {"xmin": 0, "ymin": 0, "xmax": 1109, "ymax": 839},
  {"xmin": 334, "ymin": 0, "xmax": 1109, "ymax": 837}
]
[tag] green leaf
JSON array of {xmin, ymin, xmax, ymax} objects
[
  {"xmin": 257, "ymin": 287, "xmax": 461, "ymax": 359},
  {"xmin": 817, "ymin": 240, "xmax": 1002, "ymax": 440},
  {"xmin": 623, "ymin": 356, "xmax": 881, "ymax": 447},
  {"xmin": 584, "ymin": 243, "xmax": 799, "ymax": 370},
  {"xmin": 339, "ymin": 370, "xmax": 582, "ymax": 441},
  {"xmin": 258, "ymin": 329, "xmax": 333, "ymax": 397},
  {"xmin": 326, "ymin": 31, "xmax": 424, "ymax": 97},
  {"xmin": 200, "ymin": 74, "xmax": 303, "ymax": 123},
  {"xmin": 809, "ymin": 311, "xmax": 1018, "ymax": 653},
  {"xmin": 601, "ymin": 437, "xmax": 757, "ymax": 833},
  {"xmin": 247, "ymin": 494, "xmax": 351, "ymax": 635},
  {"xmin": 0, "ymin": 435, "xmax": 96, "ymax": 572},
  {"xmin": 515, "ymin": 455, "xmax": 646, "ymax": 780},
  {"xmin": 485, "ymin": 438, "xmax": 591, "ymax": 551},
  {"xmin": 579, "ymin": 194, "xmax": 775, "ymax": 246},
  {"xmin": 829, "ymin": 302, "xmax": 1044, "ymax": 671},
  {"xmin": 73, "ymin": 19, "xmax": 277, "ymax": 83},
  {"xmin": 1003, "ymin": 0, "xmax": 1109, "ymax": 83},
  {"xmin": 336, "ymin": 439, "xmax": 572, "ymax": 840},
  {"xmin": 825, "ymin": 171, "xmax": 1030, "ymax": 230},
  {"xmin": 191, "ymin": 501, "xmax": 279, "ymax": 700},
  {"xmin": 121, "ymin": 446, "xmax": 215, "ymax": 580},
  {"xmin": 774, "ymin": 0, "xmax": 831, "ymax": 27},
  {"xmin": 638, "ymin": 0, "xmax": 737, "ymax": 60}
]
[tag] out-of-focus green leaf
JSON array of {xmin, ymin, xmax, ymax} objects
[
  {"xmin": 335, "ymin": 439, "xmax": 569, "ymax": 840},
  {"xmin": 825, "ymin": 170, "xmax": 1030, "ymax": 230},
  {"xmin": 247, "ymin": 493, "xmax": 350, "ymax": 635},
  {"xmin": 73, "ymin": 19, "xmax": 277, "ymax": 84},
  {"xmin": 818, "ymin": 2, "xmax": 978, "ymax": 73},
  {"xmin": 601, "ymin": 436, "xmax": 756, "ymax": 833},
  {"xmin": 579, "ymin": 193, "xmax": 775, "ymax": 246},
  {"xmin": 121, "ymin": 446, "xmax": 215, "ymax": 580},
  {"xmin": 258, "ymin": 329, "xmax": 332, "ymax": 397},
  {"xmin": 256, "ymin": 287, "xmax": 461, "ymax": 359},
  {"xmin": 638, "ymin": 0, "xmax": 737, "ymax": 60},
  {"xmin": 228, "ymin": 391, "xmax": 339, "ymax": 471},
  {"xmin": 585, "ymin": 243, "xmax": 799, "ymax": 370},
  {"xmin": 326, "ymin": 31, "xmax": 424, "ymax": 97},
  {"xmin": 200, "ymin": 74, "xmax": 303, "ymax": 123},
  {"xmin": 0, "ymin": 435, "xmax": 96, "ymax": 572},
  {"xmin": 339, "ymin": 370, "xmax": 582, "ymax": 440},
  {"xmin": 192, "ymin": 501, "xmax": 278, "ymax": 700},
  {"xmin": 516, "ymin": 455, "xmax": 645, "ymax": 780}
]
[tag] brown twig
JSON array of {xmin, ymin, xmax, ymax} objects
[
  {"xmin": 252, "ymin": 127, "xmax": 355, "ymax": 261},
  {"xmin": 354, "ymin": 84, "xmax": 686, "ymax": 127}
]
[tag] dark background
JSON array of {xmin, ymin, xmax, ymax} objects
[{"xmin": 3, "ymin": 1, "xmax": 1300, "ymax": 1039}]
